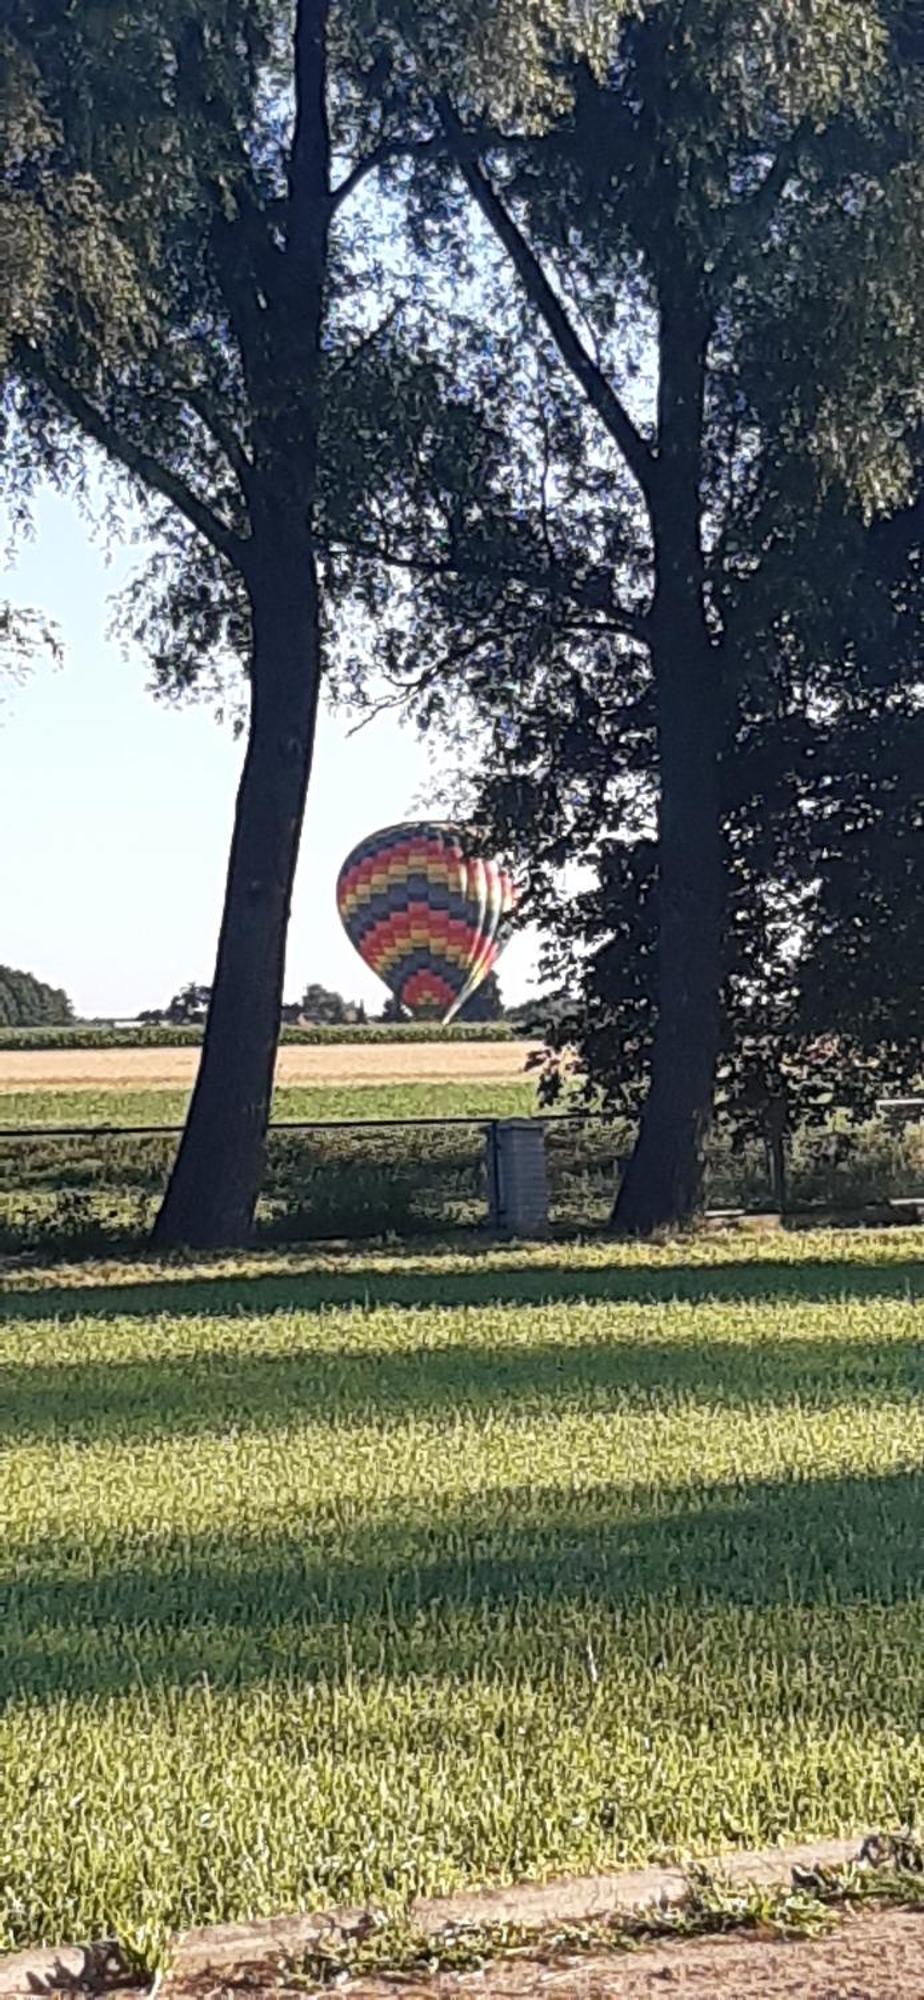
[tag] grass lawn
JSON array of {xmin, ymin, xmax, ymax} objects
[
  {"xmin": 1, "ymin": 1228, "xmax": 923, "ymax": 1955},
  {"xmin": 0, "ymin": 1080, "xmax": 538, "ymax": 1129}
]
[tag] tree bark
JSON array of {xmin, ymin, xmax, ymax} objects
[
  {"xmin": 150, "ymin": 0, "xmax": 331, "ymax": 1251},
  {"xmin": 151, "ymin": 542, "xmax": 321, "ymax": 1249},
  {"xmin": 613, "ymin": 294, "xmax": 725, "ymax": 1235},
  {"xmin": 765, "ymin": 1101, "xmax": 789, "ymax": 1215}
]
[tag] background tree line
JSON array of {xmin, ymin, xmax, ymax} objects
[{"xmin": 143, "ymin": 972, "xmax": 506, "ymax": 1026}]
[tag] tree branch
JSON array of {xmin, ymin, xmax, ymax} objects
[
  {"xmin": 333, "ymin": 302, "xmax": 402, "ymax": 375},
  {"xmin": 183, "ymin": 387, "xmax": 254, "ymax": 494},
  {"xmin": 437, "ymin": 97, "xmax": 657, "ymax": 506},
  {"xmin": 16, "ymin": 344, "xmax": 250, "ymax": 570},
  {"xmin": 331, "ymin": 132, "xmax": 441, "ymax": 213},
  {"xmin": 340, "ymin": 535, "xmax": 651, "ymax": 644},
  {"xmin": 712, "ymin": 124, "xmax": 809, "ymax": 291}
]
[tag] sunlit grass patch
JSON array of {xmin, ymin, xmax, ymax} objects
[{"xmin": 0, "ymin": 1229, "xmax": 922, "ymax": 1952}]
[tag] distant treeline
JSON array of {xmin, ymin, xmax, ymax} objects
[{"xmin": 0, "ymin": 964, "xmax": 73, "ymax": 1029}]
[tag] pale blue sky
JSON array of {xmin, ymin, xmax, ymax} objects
[{"xmin": 2, "ymin": 483, "xmax": 541, "ymax": 1019}]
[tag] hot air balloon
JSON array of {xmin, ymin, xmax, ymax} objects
[{"xmin": 336, "ymin": 821, "xmax": 516, "ymax": 1022}]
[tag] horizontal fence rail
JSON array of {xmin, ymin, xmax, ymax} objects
[
  {"xmin": 0, "ymin": 1110, "xmax": 601, "ymax": 1143},
  {"xmin": 0, "ymin": 1109, "xmax": 922, "ymax": 1256},
  {"xmin": 0, "ymin": 1111, "xmax": 631, "ymax": 1254}
]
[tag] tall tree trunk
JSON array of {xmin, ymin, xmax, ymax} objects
[
  {"xmin": 151, "ymin": 539, "xmax": 321, "ymax": 1249},
  {"xmin": 149, "ymin": 0, "xmax": 331, "ymax": 1252},
  {"xmin": 613, "ymin": 295, "xmax": 725, "ymax": 1235}
]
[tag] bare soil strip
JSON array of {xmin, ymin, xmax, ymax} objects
[
  {"xmin": 39, "ymin": 1909, "xmax": 924, "ymax": 2000},
  {"xmin": 0, "ymin": 1042, "xmax": 538, "ymax": 1092},
  {"xmin": 309, "ymin": 1908, "xmax": 924, "ymax": 1998}
]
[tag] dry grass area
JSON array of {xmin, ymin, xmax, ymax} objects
[
  {"xmin": 291, "ymin": 1907, "xmax": 924, "ymax": 1999},
  {"xmin": 0, "ymin": 1040, "xmax": 539, "ymax": 1092}
]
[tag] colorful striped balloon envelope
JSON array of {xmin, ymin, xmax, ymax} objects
[{"xmin": 336, "ymin": 822, "xmax": 516, "ymax": 1022}]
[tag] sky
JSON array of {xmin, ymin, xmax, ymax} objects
[{"xmin": 1, "ymin": 483, "xmax": 542, "ymax": 1020}]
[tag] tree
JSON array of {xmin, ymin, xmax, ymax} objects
[
  {"xmin": 0, "ymin": 964, "xmax": 73, "ymax": 1027},
  {"xmin": 166, "ymin": 983, "xmax": 212, "ymax": 1026},
  {"xmin": 297, "ymin": 981, "xmax": 350, "ymax": 1024},
  {"xmin": 1, "ymin": 0, "xmax": 441, "ymax": 1247},
  {"xmin": 345, "ymin": 0, "xmax": 924, "ymax": 1229},
  {"xmin": 1, "ymin": 29, "xmax": 129, "ymax": 697},
  {"xmin": 7, "ymin": 0, "xmax": 923, "ymax": 1244},
  {"xmin": 456, "ymin": 970, "xmax": 504, "ymax": 1022},
  {"xmin": 511, "ymin": 462, "xmax": 924, "ymax": 1214},
  {"xmin": 506, "ymin": 988, "xmax": 576, "ymax": 1040}
]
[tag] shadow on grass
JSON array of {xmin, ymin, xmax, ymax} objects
[
  {"xmin": 1, "ymin": 1326, "xmax": 924, "ymax": 1444},
  {"xmin": 1, "ymin": 1252, "xmax": 922, "ymax": 1326},
  {"xmin": 4, "ymin": 1466, "xmax": 924, "ymax": 1709}
]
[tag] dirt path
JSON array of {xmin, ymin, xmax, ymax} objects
[
  {"xmin": 0, "ymin": 1042, "xmax": 537, "ymax": 1092},
  {"xmin": 171, "ymin": 1908, "xmax": 924, "ymax": 1999}
]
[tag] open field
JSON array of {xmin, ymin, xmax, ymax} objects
[
  {"xmin": 0, "ymin": 1039, "xmax": 540, "ymax": 1093},
  {"xmin": 0, "ymin": 1229, "xmax": 923, "ymax": 1956}
]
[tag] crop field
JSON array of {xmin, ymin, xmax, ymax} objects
[
  {"xmin": 0, "ymin": 1228, "xmax": 922, "ymax": 1956},
  {"xmin": 0, "ymin": 1080, "xmax": 539, "ymax": 1130},
  {"xmin": 0, "ymin": 1023, "xmax": 518, "ymax": 1053},
  {"xmin": 0, "ymin": 1038, "xmax": 538, "ymax": 1093}
]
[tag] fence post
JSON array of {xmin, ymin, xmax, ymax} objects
[
  {"xmin": 486, "ymin": 1118, "xmax": 549, "ymax": 1236},
  {"xmin": 485, "ymin": 1120, "xmax": 500, "ymax": 1228}
]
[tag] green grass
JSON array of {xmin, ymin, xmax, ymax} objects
[
  {"xmin": 0, "ymin": 1229, "xmax": 923, "ymax": 1955},
  {"xmin": 0, "ymin": 1080, "xmax": 538, "ymax": 1129}
]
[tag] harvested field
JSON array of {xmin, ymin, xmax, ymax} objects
[{"xmin": 0, "ymin": 1039, "xmax": 539, "ymax": 1093}]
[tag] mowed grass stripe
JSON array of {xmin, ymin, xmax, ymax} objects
[{"xmin": 0, "ymin": 1233, "xmax": 922, "ymax": 1949}]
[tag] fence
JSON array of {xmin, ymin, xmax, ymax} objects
[
  {"xmin": 0, "ymin": 1113, "xmax": 625, "ymax": 1255},
  {"xmin": 0, "ymin": 1108, "xmax": 922, "ymax": 1256}
]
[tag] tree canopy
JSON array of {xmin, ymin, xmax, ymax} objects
[
  {"xmin": 0, "ymin": 963, "xmax": 73, "ymax": 1028},
  {"xmin": 326, "ymin": 0, "xmax": 924, "ymax": 1226}
]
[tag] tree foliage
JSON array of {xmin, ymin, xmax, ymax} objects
[
  {"xmin": 324, "ymin": 0, "xmax": 924, "ymax": 1227},
  {"xmin": 515, "ymin": 476, "xmax": 924, "ymax": 1207},
  {"xmin": 1, "ymin": 0, "xmax": 455, "ymax": 1247},
  {"xmin": 293, "ymin": 981, "xmax": 365, "ymax": 1024},
  {"xmin": 456, "ymin": 970, "xmax": 504, "ymax": 1023},
  {"xmin": 0, "ymin": 963, "xmax": 72, "ymax": 1028}
]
